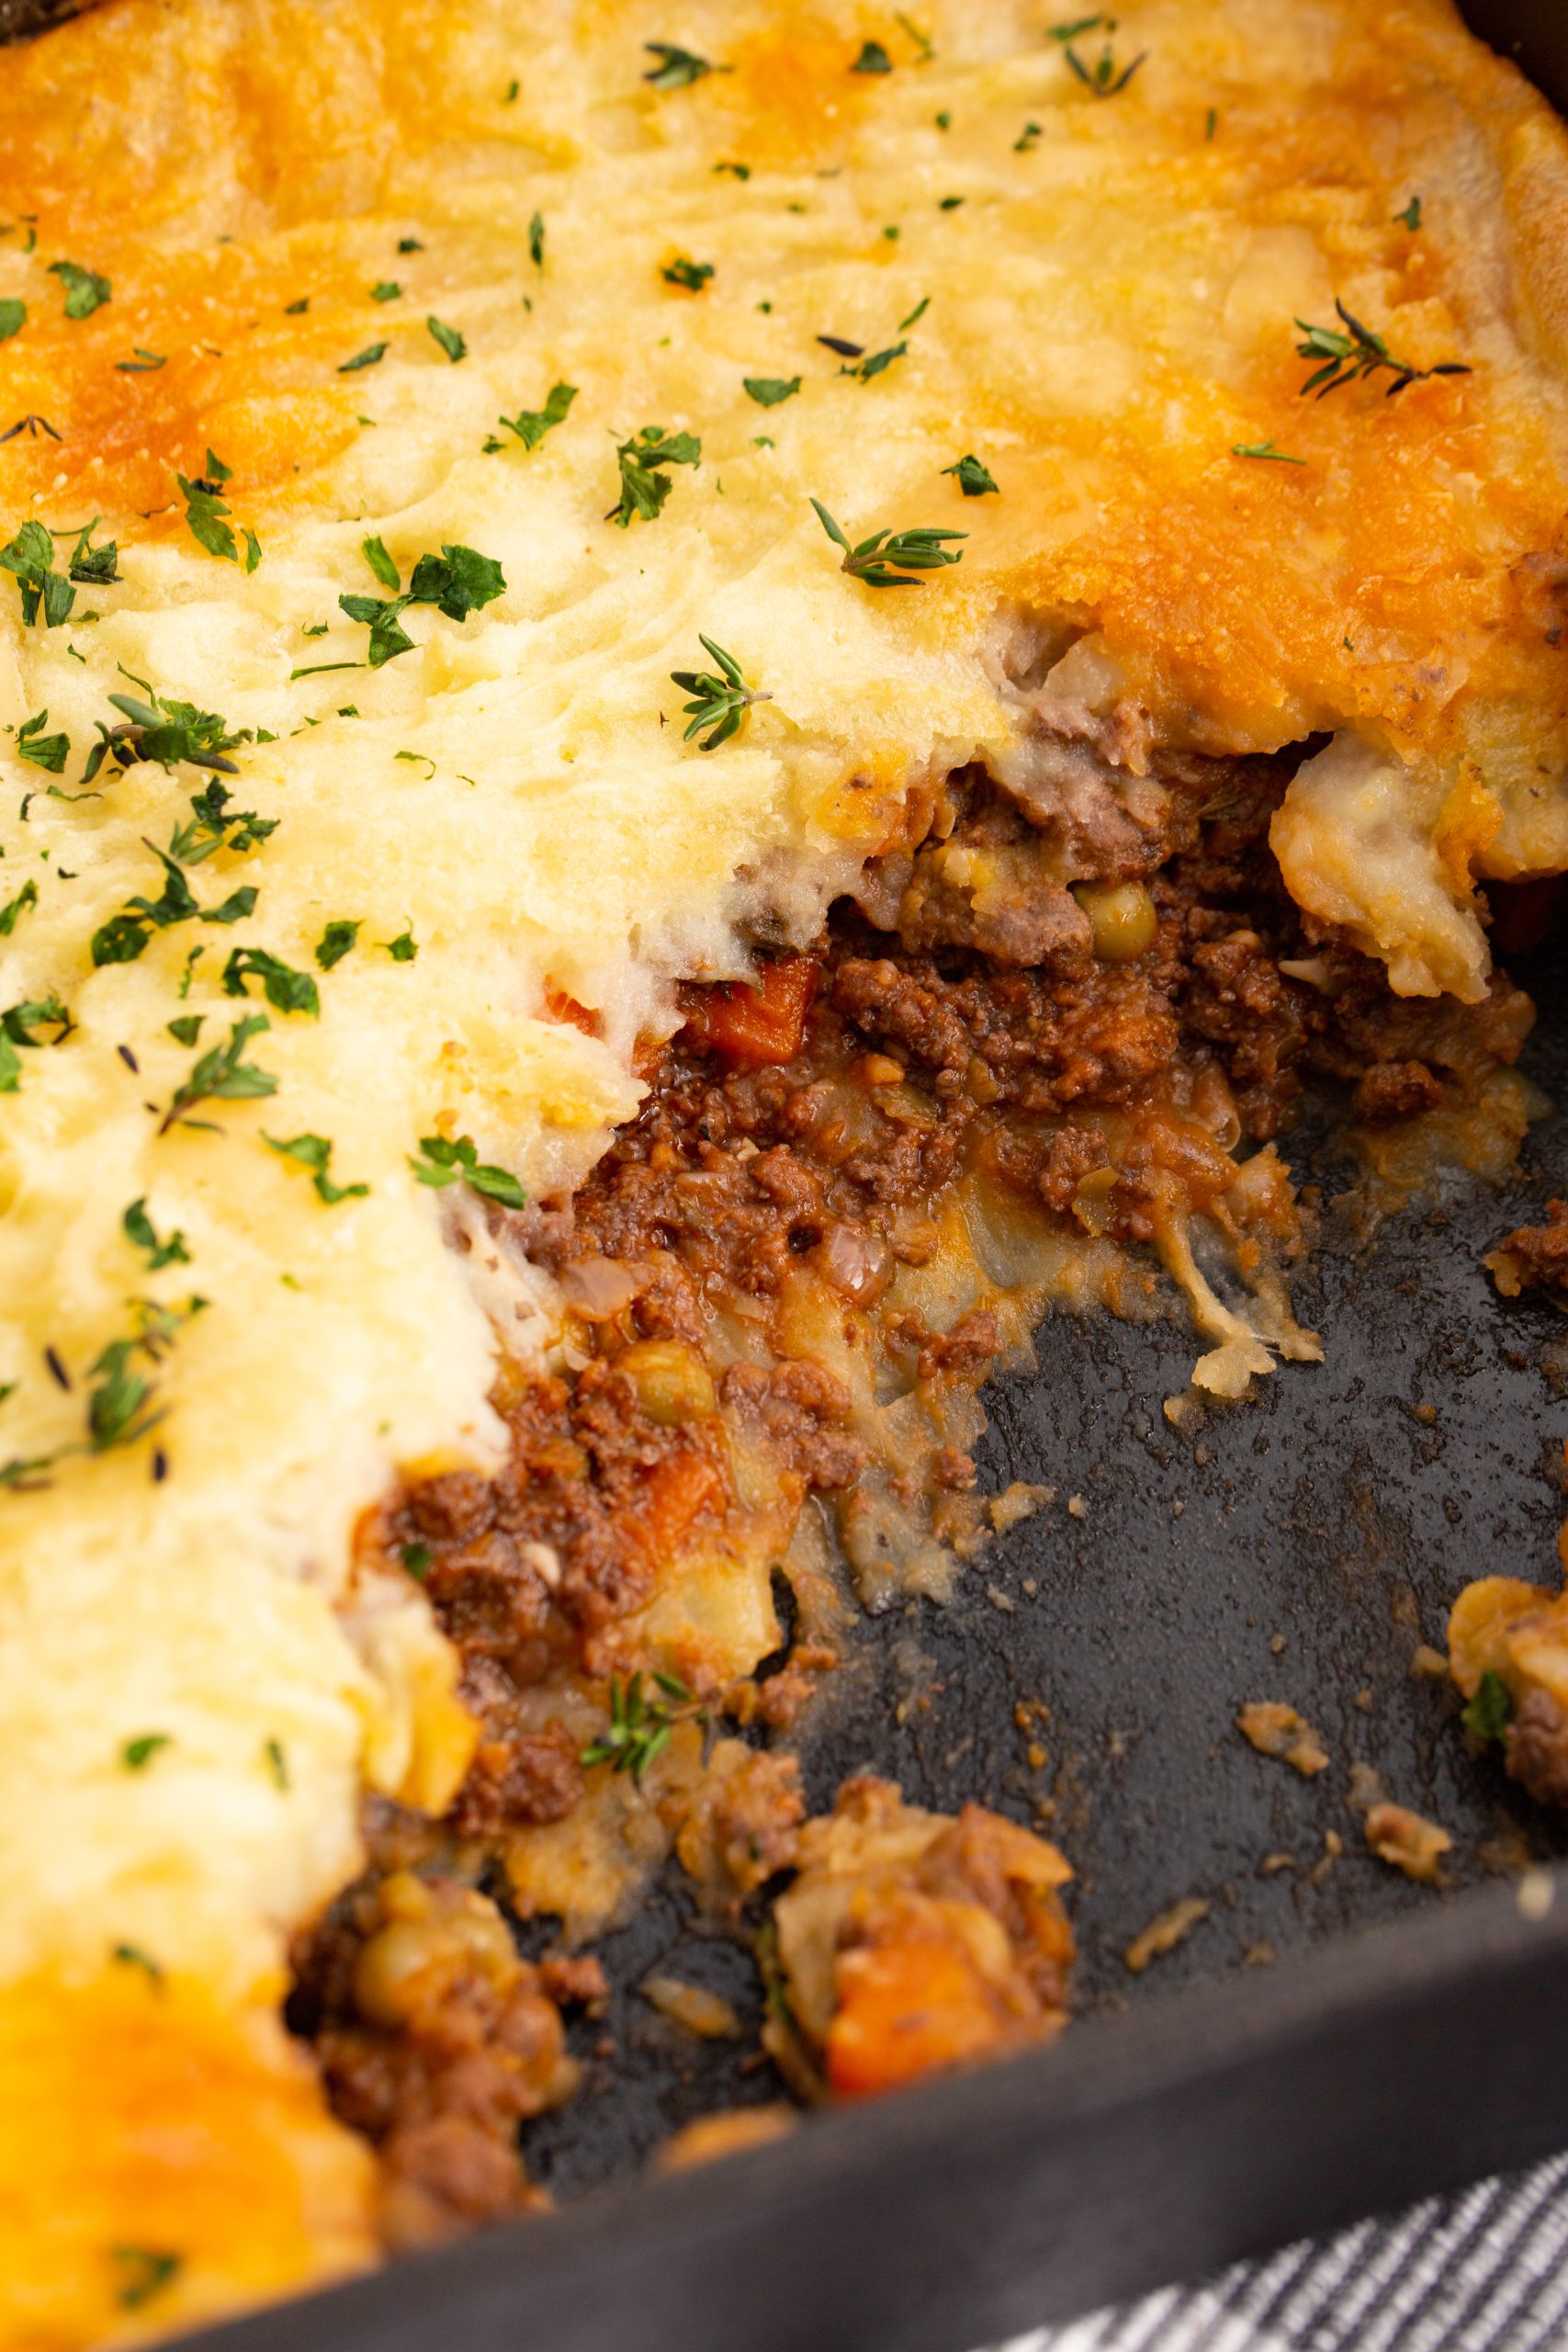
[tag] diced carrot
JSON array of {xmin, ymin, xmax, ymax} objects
[
  {"xmin": 826, "ymin": 1930, "xmax": 1004, "ymax": 2100},
  {"xmin": 627, "ymin": 1448, "xmax": 728, "ymax": 1564},
  {"xmin": 544, "ymin": 987, "xmax": 599, "ymax": 1036},
  {"xmin": 687, "ymin": 956, "xmax": 816, "ymax": 1068}
]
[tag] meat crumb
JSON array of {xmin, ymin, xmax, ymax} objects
[
  {"xmin": 1123, "ymin": 1894, "xmax": 1210, "ymax": 1973},
  {"xmin": 1236, "ymin": 1701, "xmax": 1329, "ymax": 1778},
  {"xmin": 1258, "ymin": 1851, "xmax": 1296, "ymax": 1876},
  {"xmin": 1243, "ymin": 1939, "xmax": 1277, "ymax": 1967},
  {"xmin": 1364, "ymin": 1801, "xmax": 1452, "ymax": 1884}
]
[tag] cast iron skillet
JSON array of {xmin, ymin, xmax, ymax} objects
[{"xmin": 6, "ymin": 2, "xmax": 1568, "ymax": 2345}]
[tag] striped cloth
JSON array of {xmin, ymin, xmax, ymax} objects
[{"xmin": 992, "ymin": 2158, "xmax": 1568, "ymax": 2352}]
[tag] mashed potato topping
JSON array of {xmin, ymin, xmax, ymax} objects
[{"xmin": 1, "ymin": 0, "xmax": 1566, "ymax": 2335}]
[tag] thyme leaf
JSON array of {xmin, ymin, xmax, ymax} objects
[
  {"xmin": 606, "ymin": 425, "xmax": 702, "ymax": 526},
  {"xmin": 642, "ymin": 42, "xmax": 728, "ymax": 89},
  {"xmin": 581, "ymin": 1670, "xmax": 708, "ymax": 1785},
  {"xmin": 1294, "ymin": 299, "xmax": 1472, "ymax": 399},
  {"xmin": 265, "ymin": 1131, "xmax": 368, "ymax": 1204},
  {"xmin": 409, "ymin": 1132, "xmax": 526, "ymax": 1209}
]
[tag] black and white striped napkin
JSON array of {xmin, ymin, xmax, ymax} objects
[{"xmin": 989, "ymin": 2157, "xmax": 1568, "ymax": 2352}]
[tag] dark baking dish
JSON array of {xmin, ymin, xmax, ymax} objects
[{"xmin": 9, "ymin": 3, "xmax": 1567, "ymax": 2345}]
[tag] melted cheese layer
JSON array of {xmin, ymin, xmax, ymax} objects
[{"xmin": 0, "ymin": 0, "xmax": 1566, "ymax": 2334}]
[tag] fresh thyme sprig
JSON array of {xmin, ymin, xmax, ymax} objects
[
  {"xmin": 0, "ymin": 1295, "xmax": 206, "ymax": 1491},
  {"xmin": 581, "ymin": 1670, "xmax": 709, "ymax": 1785},
  {"xmin": 1294, "ymin": 300, "xmax": 1472, "ymax": 399},
  {"xmin": 670, "ymin": 636, "xmax": 771, "ymax": 751},
  {"xmin": 810, "ymin": 497, "xmax": 965, "ymax": 587}
]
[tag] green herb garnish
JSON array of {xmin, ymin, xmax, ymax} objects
[
  {"xmin": 581, "ymin": 1670, "xmax": 707, "ymax": 1784},
  {"xmin": 494, "ymin": 381, "xmax": 577, "ymax": 451},
  {"xmin": 338, "ymin": 541, "xmax": 504, "ymax": 665},
  {"xmin": 1394, "ymin": 196, "xmax": 1422, "ymax": 232},
  {"xmin": 426, "ymin": 314, "xmax": 467, "ymax": 363},
  {"xmin": 49, "ymin": 259, "xmax": 110, "ymax": 318},
  {"xmin": 670, "ymin": 635, "xmax": 771, "ymax": 751},
  {"xmin": 642, "ymin": 41, "xmax": 727, "ymax": 89},
  {"xmin": 176, "ymin": 452, "xmax": 258, "ymax": 567},
  {"xmin": 1461, "ymin": 1668, "xmax": 1515, "ymax": 1745},
  {"xmin": 1295, "ymin": 300, "xmax": 1472, "ymax": 399},
  {"xmin": 121, "ymin": 1732, "xmax": 172, "ymax": 1770},
  {"xmin": 661, "ymin": 256, "xmax": 714, "ymax": 292},
  {"xmin": 528, "ymin": 210, "xmax": 546, "ymax": 271},
  {"xmin": 0, "ymin": 300, "xmax": 23, "ymax": 341},
  {"xmin": 383, "ymin": 931, "xmax": 418, "ymax": 962},
  {"xmin": 0, "ymin": 880, "xmax": 38, "ymax": 935},
  {"xmin": 116, "ymin": 346, "xmax": 166, "ymax": 372},
  {"xmin": 15, "ymin": 709, "xmax": 69, "ymax": 772},
  {"xmin": 265, "ymin": 1736, "xmax": 289, "ymax": 1787},
  {"xmin": 409, "ymin": 1132, "xmax": 526, "ymax": 1209},
  {"xmin": 338, "ymin": 343, "xmax": 387, "ymax": 373},
  {"xmin": 160, "ymin": 1014, "xmax": 276, "ymax": 1134},
  {"xmin": 265, "ymin": 1132, "xmax": 368, "ymax": 1204},
  {"xmin": 606, "ymin": 425, "xmax": 702, "ymax": 526},
  {"xmin": 315, "ymin": 920, "xmax": 360, "ymax": 970},
  {"xmin": 0, "ymin": 521, "xmax": 76, "ymax": 628},
  {"xmin": 221, "ymin": 947, "xmax": 320, "ymax": 1019},
  {"xmin": 370, "ymin": 280, "xmax": 400, "ymax": 302},
  {"xmin": 743, "ymin": 376, "xmax": 800, "ymax": 408},
  {"xmin": 942, "ymin": 453, "xmax": 998, "ymax": 496},
  {"xmin": 123, "ymin": 1200, "xmax": 190, "ymax": 1271},
  {"xmin": 1232, "ymin": 439, "xmax": 1305, "ymax": 464},
  {"xmin": 111, "ymin": 2249, "xmax": 180, "ymax": 2312},
  {"xmin": 810, "ymin": 496, "xmax": 965, "ymax": 586},
  {"xmin": 851, "ymin": 39, "xmax": 892, "ymax": 73}
]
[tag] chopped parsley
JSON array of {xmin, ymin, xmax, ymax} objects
[
  {"xmin": 383, "ymin": 930, "xmax": 418, "ymax": 962},
  {"xmin": 66, "ymin": 517, "xmax": 120, "ymax": 586},
  {"xmin": 111, "ymin": 2250, "xmax": 181, "ymax": 2312},
  {"xmin": 661, "ymin": 256, "xmax": 715, "ymax": 292},
  {"xmin": 714, "ymin": 161, "xmax": 750, "ymax": 180},
  {"xmin": 265, "ymin": 1736, "xmax": 289, "ymax": 1788},
  {"xmin": 285, "ymin": 296, "xmax": 310, "ymax": 314},
  {"xmin": 48, "ymin": 259, "xmax": 110, "ymax": 317},
  {"xmin": 811, "ymin": 496, "xmax": 965, "ymax": 586},
  {"xmin": 15, "ymin": 709, "xmax": 69, "ymax": 772},
  {"xmin": 338, "ymin": 343, "xmax": 388, "ymax": 373},
  {"xmin": 176, "ymin": 451, "xmax": 259, "ymax": 568},
  {"xmin": 339, "ymin": 540, "xmax": 505, "ymax": 664},
  {"xmin": 939, "ymin": 193, "xmax": 964, "ymax": 209},
  {"xmin": 1394, "ymin": 195, "xmax": 1423, "ymax": 232},
  {"xmin": 642, "ymin": 41, "xmax": 727, "ymax": 89},
  {"xmin": 409, "ymin": 1132, "xmax": 526, "ymax": 1209},
  {"xmin": 670, "ymin": 635, "xmax": 771, "ymax": 750},
  {"xmin": 851, "ymin": 40, "xmax": 892, "ymax": 73},
  {"xmin": 370, "ymin": 279, "xmax": 400, "ymax": 302},
  {"xmin": 529, "ymin": 210, "xmax": 546, "ymax": 271},
  {"xmin": 942, "ymin": 453, "xmax": 998, "ymax": 496},
  {"xmin": 1295, "ymin": 300, "xmax": 1471, "ymax": 398},
  {"xmin": 265, "ymin": 1132, "xmax": 368, "ymax": 1204},
  {"xmin": 493, "ymin": 380, "xmax": 577, "ymax": 451},
  {"xmin": 168, "ymin": 778, "xmax": 277, "ymax": 863},
  {"xmin": 123, "ymin": 1199, "xmax": 190, "ymax": 1271},
  {"xmin": 121, "ymin": 1732, "xmax": 172, "ymax": 1770},
  {"xmin": 1014, "ymin": 119, "xmax": 1042, "ymax": 151},
  {"xmin": 1461, "ymin": 1668, "xmax": 1515, "ymax": 1745},
  {"xmin": 0, "ymin": 300, "xmax": 22, "ymax": 341},
  {"xmin": 111, "ymin": 1944, "xmax": 164, "ymax": 1985},
  {"xmin": 0, "ymin": 521, "xmax": 76, "ymax": 628},
  {"xmin": 400, "ymin": 1541, "xmax": 433, "ymax": 1580},
  {"xmin": 115, "ymin": 346, "xmax": 166, "ymax": 372},
  {"xmin": 90, "ymin": 830, "xmax": 256, "ymax": 969},
  {"xmin": 316, "ymin": 919, "xmax": 360, "ymax": 970},
  {"xmin": 221, "ymin": 946, "xmax": 321, "ymax": 1019},
  {"xmin": 159, "ymin": 1014, "xmax": 276, "ymax": 1134},
  {"xmin": 426, "ymin": 314, "xmax": 467, "ymax": 363},
  {"xmin": 840, "ymin": 340, "xmax": 906, "ymax": 382},
  {"xmin": 0, "ymin": 879, "xmax": 38, "ymax": 935},
  {"xmin": 1232, "ymin": 439, "xmax": 1305, "ymax": 465},
  {"xmin": 398, "ymin": 235, "xmax": 425, "ymax": 254},
  {"xmin": 743, "ymin": 375, "xmax": 800, "ymax": 407},
  {"xmin": 606, "ymin": 425, "xmax": 701, "ymax": 526},
  {"xmin": 166, "ymin": 1014, "xmax": 203, "ymax": 1046},
  {"xmin": 0, "ymin": 993, "xmax": 72, "ymax": 1094}
]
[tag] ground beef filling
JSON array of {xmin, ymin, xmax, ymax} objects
[{"xmin": 298, "ymin": 741, "xmax": 1533, "ymax": 2215}]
